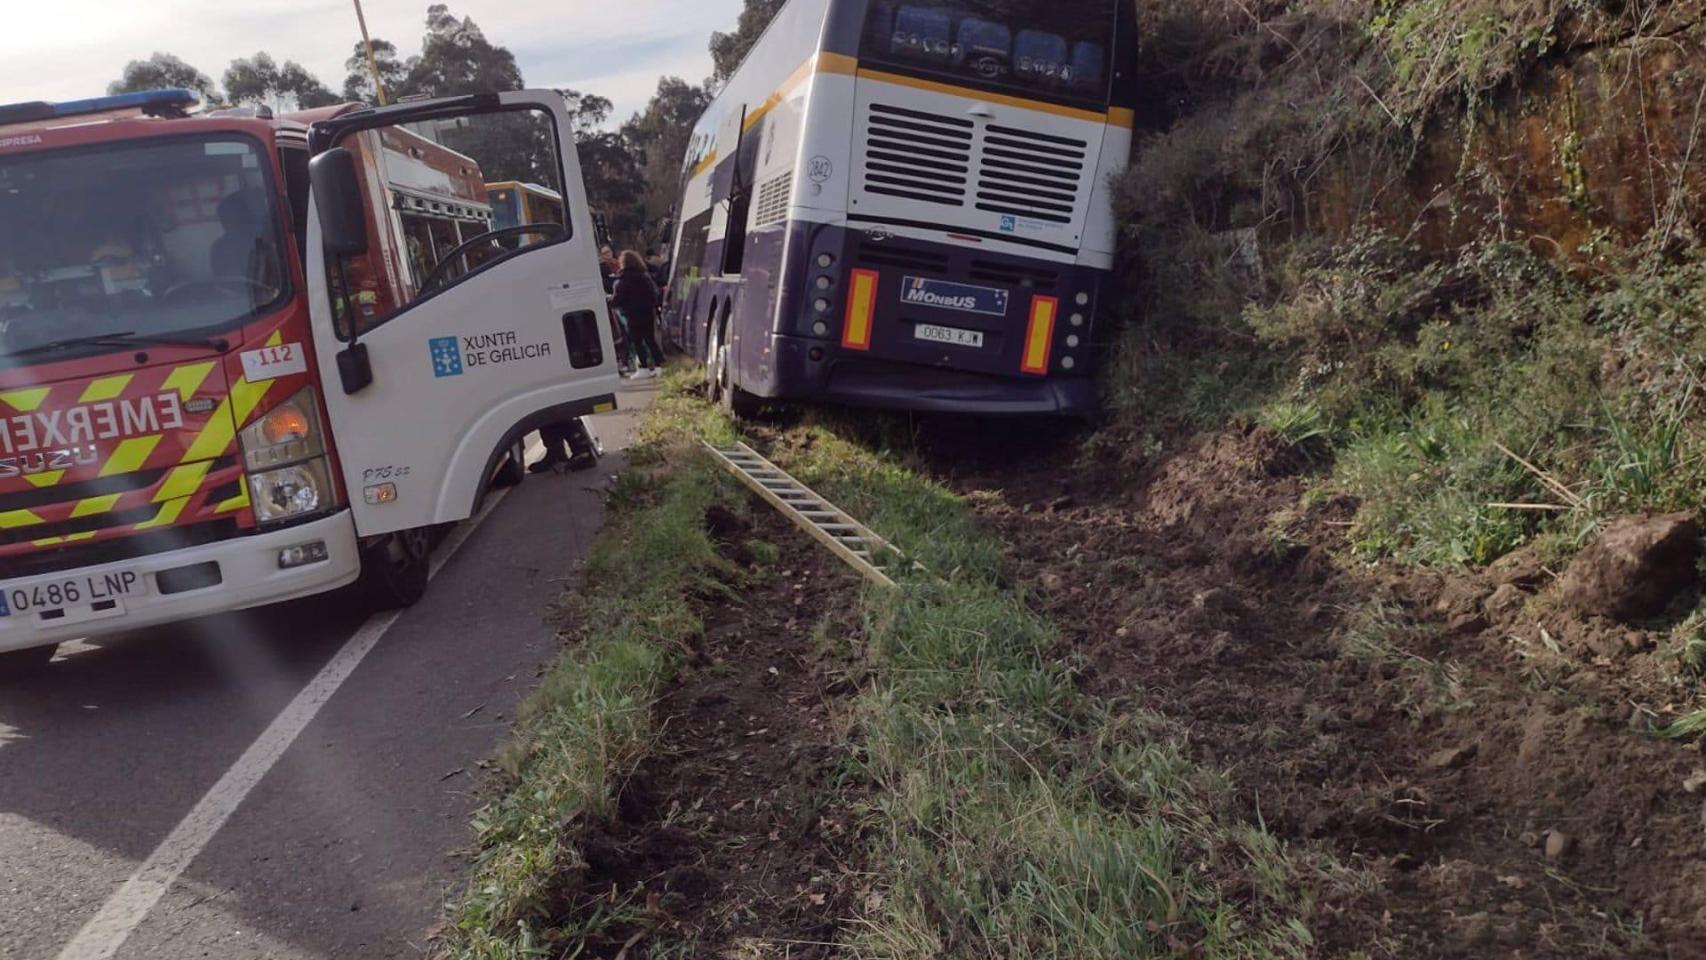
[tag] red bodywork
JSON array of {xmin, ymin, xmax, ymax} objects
[{"xmin": 0, "ymin": 110, "xmax": 342, "ymax": 575}]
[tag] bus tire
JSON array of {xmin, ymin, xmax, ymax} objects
[
  {"xmin": 360, "ymin": 527, "xmax": 431, "ymax": 609},
  {"xmin": 494, "ymin": 438, "xmax": 527, "ymax": 488},
  {"xmin": 0, "ymin": 643, "xmax": 55, "ymax": 681}
]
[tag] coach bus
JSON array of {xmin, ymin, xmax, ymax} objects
[{"xmin": 664, "ymin": 0, "xmax": 1136, "ymax": 416}]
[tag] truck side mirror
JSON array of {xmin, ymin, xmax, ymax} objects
[{"xmin": 309, "ymin": 148, "xmax": 368, "ymax": 257}]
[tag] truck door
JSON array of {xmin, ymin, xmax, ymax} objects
[{"xmin": 304, "ymin": 91, "xmax": 618, "ymax": 537}]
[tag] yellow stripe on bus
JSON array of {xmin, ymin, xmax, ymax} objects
[
  {"xmin": 100, "ymin": 435, "xmax": 162, "ymax": 477},
  {"xmin": 70, "ymin": 494, "xmax": 122, "ymax": 518},
  {"xmin": 79, "ymin": 374, "xmax": 133, "ymax": 403},
  {"xmin": 0, "ymin": 387, "xmax": 49, "ymax": 412},
  {"xmin": 154, "ymin": 461, "xmax": 212, "ymax": 503}
]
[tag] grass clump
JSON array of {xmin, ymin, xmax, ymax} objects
[
  {"xmin": 438, "ymin": 371, "xmax": 738, "ymax": 960},
  {"xmin": 770, "ymin": 424, "xmax": 1341, "ymax": 958}
]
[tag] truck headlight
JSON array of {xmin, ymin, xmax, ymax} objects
[
  {"xmin": 240, "ymin": 385, "xmax": 326, "ymax": 471},
  {"xmin": 249, "ymin": 457, "xmax": 333, "ymax": 524}
]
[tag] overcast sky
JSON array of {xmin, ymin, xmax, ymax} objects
[{"xmin": 0, "ymin": 0, "xmax": 741, "ymax": 123}]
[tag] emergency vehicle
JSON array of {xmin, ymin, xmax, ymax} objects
[{"xmin": 0, "ymin": 89, "xmax": 620, "ymax": 675}]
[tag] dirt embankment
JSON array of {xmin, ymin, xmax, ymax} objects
[
  {"xmin": 931, "ymin": 424, "xmax": 1706, "ymax": 958},
  {"xmin": 552, "ymin": 503, "xmax": 864, "ymax": 958}
]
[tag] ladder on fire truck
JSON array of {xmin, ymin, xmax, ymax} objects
[{"xmin": 703, "ymin": 441, "xmax": 905, "ymax": 588}]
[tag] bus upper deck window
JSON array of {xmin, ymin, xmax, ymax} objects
[
  {"xmin": 1069, "ymin": 42, "xmax": 1106, "ymax": 88},
  {"xmin": 1015, "ymin": 30, "xmax": 1069, "ymax": 81},
  {"xmin": 894, "ymin": 7, "xmax": 954, "ymax": 60},
  {"xmin": 960, "ymin": 19, "xmax": 1012, "ymax": 77}
]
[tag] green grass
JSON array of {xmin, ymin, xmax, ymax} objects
[
  {"xmin": 437, "ymin": 369, "xmax": 740, "ymax": 960},
  {"xmin": 769, "ymin": 422, "xmax": 1340, "ymax": 959}
]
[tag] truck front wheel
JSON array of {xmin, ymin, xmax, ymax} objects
[
  {"xmin": 360, "ymin": 527, "xmax": 431, "ymax": 609},
  {"xmin": 0, "ymin": 643, "xmax": 56, "ymax": 681}
]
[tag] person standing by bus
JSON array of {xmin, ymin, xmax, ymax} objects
[{"xmin": 610, "ymin": 249, "xmax": 665, "ymax": 377}]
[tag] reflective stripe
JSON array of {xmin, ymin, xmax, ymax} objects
[
  {"xmin": 23, "ymin": 471, "xmax": 64, "ymax": 488},
  {"xmin": 134, "ymin": 496, "xmax": 190, "ymax": 530},
  {"xmin": 70, "ymin": 494, "xmax": 122, "ymax": 518},
  {"xmin": 182, "ymin": 398, "xmax": 235, "ymax": 463},
  {"xmin": 0, "ymin": 387, "xmax": 49, "ymax": 412},
  {"xmin": 79, "ymin": 374, "xmax": 133, "ymax": 403},
  {"xmin": 216, "ymin": 485, "xmax": 251, "ymax": 514},
  {"xmin": 0, "ymin": 509, "xmax": 43, "ymax": 529},
  {"xmin": 100, "ymin": 435, "xmax": 162, "ymax": 477},
  {"xmin": 161, "ymin": 361, "xmax": 217, "ymax": 402},
  {"xmin": 841, "ymin": 269, "xmax": 879, "ymax": 352},
  {"xmin": 230, "ymin": 377, "xmax": 272, "ymax": 424},
  {"xmin": 154, "ymin": 461, "xmax": 212, "ymax": 502},
  {"xmin": 1021, "ymin": 295, "xmax": 1058, "ymax": 376}
]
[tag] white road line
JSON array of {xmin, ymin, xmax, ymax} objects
[{"xmin": 53, "ymin": 489, "xmax": 514, "ymax": 960}]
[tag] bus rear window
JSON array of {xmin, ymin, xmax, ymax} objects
[{"xmin": 862, "ymin": 0, "xmax": 1117, "ymax": 105}]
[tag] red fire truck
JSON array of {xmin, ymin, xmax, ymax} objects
[{"xmin": 0, "ymin": 89, "xmax": 619, "ymax": 675}]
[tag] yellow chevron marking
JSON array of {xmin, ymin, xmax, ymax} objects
[
  {"xmin": 182, "ymin": 398, "xmax": 235, "ymax": 462},
  {"xmin": 32, "ymin": 536, "xmax": 63, "ymax": 547},
  {"xmin": 70, "ymin": 494, "xmax": 122, "ymax": 518},
  {"xmin": 79, "ymin": 374, "xmax": 133, "ymax": 403},
  {"xmin": 99, "ymin": 435, "xmax": 162, "ymax": 477},
  {"xmin": 231, "ymin": 376, "xmax": 272, "ymax": 422},
  {"xmin": 266, "ymin": 330, "xmax": 284, "ymax": 347},
  {"xmin": 134, "ymin": 496, "xmax": 190, "ymax": 530},
  {"xmin": 23, "ymin": 471, "xmax": 64, "ymax": 488},
  {"xmin": 0, "ymin": 387, "xmax": 49, "ymax": 412},
  {"xmin": 62, "ymin": 531, "xmax": 97, "ymax": 543},
  {"xmin": 161, "ymin": 361, "xmax": 217, "ymax": 402},
  {"xmin": 154, "ymin": 461, "xmax": 211, "ymax": 502},
  {"xmin": 216, "ymin": 485, "xmax": 251, "ymax": 514},
  {"xmin": 0, "ymin": 509, "xmax": 44, "ymax": 529}
]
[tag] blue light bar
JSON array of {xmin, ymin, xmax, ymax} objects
[{"xmin": 0, "ymin": 88, "xmax": 197, "ymax": 128}]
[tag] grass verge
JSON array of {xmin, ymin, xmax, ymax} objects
[
  {"xmin": 442, "ymin": 374, "xmax": 1352, "ymax": 957},
  {"xmin": 769, "ymin": 420, "xmax": 1350, "ymax": 958},
  {"xmin": 437, "ymin": 370, "xmax": 738, "ymax": 959}
]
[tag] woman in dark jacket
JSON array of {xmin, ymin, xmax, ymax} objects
[{"xmin": 610, "ymin": 249, "xmax": 665, "ymax": 376}]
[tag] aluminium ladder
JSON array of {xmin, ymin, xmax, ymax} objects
[{"xmin": 702, "ymin": 441, "xmax": 902, "ymax": 588}]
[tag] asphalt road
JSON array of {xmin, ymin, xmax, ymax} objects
[{"xmin": 0, "ymin": 381, "xmax": 655, "ymax": 959}]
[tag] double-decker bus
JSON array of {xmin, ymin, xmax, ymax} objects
[{"xmin": 664, "ymin": 0, "xmax": 1136, "ymax": 416}]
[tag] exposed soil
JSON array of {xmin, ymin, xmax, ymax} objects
[
  {"xmin": 557, "ymin": 502, "xmax": 866, "ymax": 958},
  {"xmin": 909, "ymin": 418, "xmax": 1706, "ymax": 959}
]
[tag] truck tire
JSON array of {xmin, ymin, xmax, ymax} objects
[
  {"xmin": 360, "ymin": 527, "xmax": 431, "ymax": 609},
  {"xmin": 494, "ymin": 438, "xmax": 527, "ymax": 487},
  {"xmin": 0, "ymin": 643, "xmax": 55, "ymax": 681}
]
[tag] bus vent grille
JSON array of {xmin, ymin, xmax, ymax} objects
[
  {"xmin": 969, "ymin": 260, "xmax": 1061, "ymax": 291},
  {"xmin": 862, "ymin": 103, "xmax": 973, "ymax": 207},
  {"xmin": 753, "ymin": 171, "xmax": 793, "ymax": 227},
  {"xmin": 857, "ymin": 239, "xmax": 951, "ymax": 275},
  {"xmin": 974, "ymin": 124, "xmax": 1087, "ymax": 226}
]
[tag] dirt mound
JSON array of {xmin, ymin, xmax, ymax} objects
[
  {"xmin": 937, "ymin": 429, "xmax": 1706, "ymax": 959},
  {"xmin": 1557, "ymin": 513, "xmax": 1701, "ymax": 622},
  {"xmin": 555, "ymin": 505, "xmax": 864, "ymax": 957}
]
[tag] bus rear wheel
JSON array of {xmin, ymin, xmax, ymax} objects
[
  {"xmin": 708, "ymin": 322, "xmax": 760, "ymax": 418},
  {"xmin": 360, "ymin": 526, "xmax": 431, "ymax": 609}
]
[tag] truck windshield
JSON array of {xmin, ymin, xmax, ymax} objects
[
  {"xmin": 860, "ymin": 0, "xmax": 1119, "ymax": 107},
  {"xmin": 0, "ymin": 134, "xmax": 288, "ymax": 362}
]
